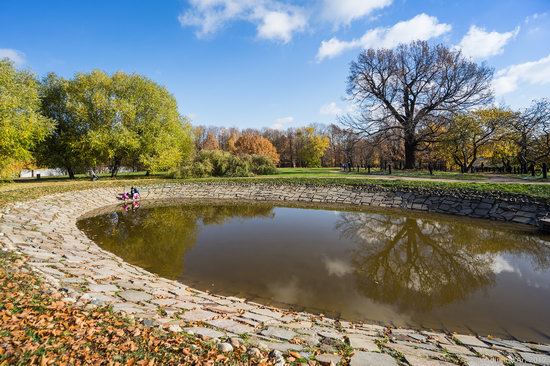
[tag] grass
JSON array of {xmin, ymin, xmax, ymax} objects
[
  {"xmin": 2, "ymin": 167, "xmax": 550, "ymax": 207},
  {"xmin": 275, "ymin": 167, "xmax": 489, "ymax": 180}
]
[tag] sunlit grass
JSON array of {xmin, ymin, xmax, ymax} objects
[{"xmin": 2, "ymin": 167, "xmax": 550, "ymax": 207}]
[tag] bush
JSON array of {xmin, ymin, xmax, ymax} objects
[
  {"xmin": 249, "ymin": 155, "xmax": 277, "ymax": 175},
  {"xmin": 226, "ymin": 154, "xmax": 252, "ymax": 177},
  {"xmin": 176, "ymin": 150, "xmax": 277, "ymax": 178}
]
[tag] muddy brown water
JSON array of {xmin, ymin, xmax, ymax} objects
[{"xmin": 78, "ymin": 200, "xmax": 550, "ymax": 343}]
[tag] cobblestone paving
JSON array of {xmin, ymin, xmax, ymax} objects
[{"xmin": 1, "ymin": 184, "xmax": 550, "ymax": 365}]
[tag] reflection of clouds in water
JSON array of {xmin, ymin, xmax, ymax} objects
[
  {"xmin": 267, "ymin": 277, "xmax": 302, "ymax": 304},
  {"xmin": 490, "ymin": 254, "xmax": 521, "ymax": 275},
  {"xmin": 525, "ymin": 278, "xmax": 550, "ymax": 290},
  {"xmin": 323, "ymin": 256, "xmax": 353, "ymax": 277}
]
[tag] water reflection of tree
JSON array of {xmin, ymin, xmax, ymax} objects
[
  {"xmin": 82, "ymin": 203, "xmax": 274, "ymax": 279},
  {"xmin": 337, "ymin": 212, "xmax": 550, "ymax": 311}
]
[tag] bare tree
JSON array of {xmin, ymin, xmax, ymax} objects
[
  {"xmin": 506, "ymin": 99, "xmax": 550, "ymax": 173},
  {"xmin": 345, "ymin": 41, "xmax": 494, "ymax": 169}
]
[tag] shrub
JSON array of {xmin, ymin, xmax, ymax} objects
[
  {"xmin": 176, "ymin": 150, "xmax": 277, "ymax": 178},
  {"xmin": 249, "ymin": 155, "xmax": 277, "ymax": 175},
  {"xmin": 226, "ymin": 154, "xmax": 252, "ymax": 177}
]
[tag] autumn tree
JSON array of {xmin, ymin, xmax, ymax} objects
[
  {"xmin": 345, "ymin": 41, "xmax": 493, "ymax": 169},
  {"xmin": 202, "ymin": 132, "xmax": 220, "ymax": 150},
  {"xmin": 233, "ymin": 133, "xmax": 280, "ymax": 164},
  {"xmin": 226, "ymin": 131, "xmax": 239, "ymax": 152},
  {"xmin": 296, "ymin": 127, "xmax": 330, "ymax": 167},
  {"xmin": 0, "ymin": 59, "xmax": 54, "ymax": 178},
  {"xmin": 505, "ymin": 99, "xmax": 550, "ymax": 173},
  {"xmin": 443, "ymin": 108, "xmax": 512, "ymax": 173}
]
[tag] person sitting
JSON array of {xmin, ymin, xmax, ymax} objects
[{"xmin": 130, "ymin": 186, "xmax": 140, "ymax": 200}]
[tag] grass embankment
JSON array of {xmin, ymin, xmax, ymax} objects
[{"xmin": 2, "ymin": 167, "xmax": 550, "ymax": 205}]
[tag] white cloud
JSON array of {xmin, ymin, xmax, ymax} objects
[
  {"xmin": 456, "ymin": 25, "xmax": 519, "ymax": 60},
  {"xmin": 320, "ymin": 101, "xmax": 343, "ymax": 116},
  {"xmin": 493, "ymin": 54, "xmax": 550, "ymax": 96},
  {"xmin": 316, "ymin": 13, "xmax": 451, "ymax": 61},
  {"xmin": 322, "ymin": 0, "xmax": 392, "ymax": 26},
  {"xmin": 179, "ymin": 0, "xmax": 306, "ymax": 43},
  {"xmin": 256, "ymin": 10, "xmax": 306, "ymax": 43},
  {"xmin": 271, "ymin": 116, "xmax": 294, "ymax": 130},
  {"xmin": 0, "ymin": 48, "xmax": 26, "ymax": 66}
]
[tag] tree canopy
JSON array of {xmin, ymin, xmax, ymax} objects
[
  {"xmin": 296, "ymin": 127, "xmax": 330, "ymax": 167},
  {"xmin": 232, "ymin": 133, "xmax": 280, "ymax": 164},
  {"xmin": 0, "ymin": 59, "xmax": 54, "ymax": 178},
  {"xmin": 442, "ymin": 108, "xmax": 513, "ymax": 173},
  {"xmin": 38, "ymin": 70, "xmax": 194, "ymax": 177}
]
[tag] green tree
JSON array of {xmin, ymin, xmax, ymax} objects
[
  {"xmin": 296, "ymin": 127, "xmax": 329, "ymax": 167},
  {"xmin": 39, "ymin": 70, "xmax": 194, "ymax": 177},
  {"xmin": 0, "ymin": 59, "xmax": 54, "ymax": 178},
  {"xmin": 38, "ymin": 73, "xmax": 85, "ymax": 178}
]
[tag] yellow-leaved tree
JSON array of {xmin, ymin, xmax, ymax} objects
[
  {"xmin": 296, "ymin": 127, "xmax": 330, "ymax": 167},
  {"xmin": 0, "ymin": 59, "xmax": 54, "ymax": 178}
]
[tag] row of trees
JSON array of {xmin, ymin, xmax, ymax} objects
[
  {"xmin": 342, "ymin": 41, "xmax": 550, "ymax": 173},
  {"xmin": 1, "ymin": 59, "xmax": 195, "ymax": 179},
  {"xmin": 2, "ymin": 40, "xmax": 549, "ymax": 178},
  {"xmin": 190, "ymin": 98, "xmax": 549, "ymax": 175},
  {"xmin": 194, "ymin": 125, "xmax": 329, "ymax": 168},
  {"xmin": 192, "ymin": 41, "xmax": 549, "ymax": 174}
]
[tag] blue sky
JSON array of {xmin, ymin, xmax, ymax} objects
[{"xmin": 1, "ymin": 0, "xmax": 549, "ymax": 129}]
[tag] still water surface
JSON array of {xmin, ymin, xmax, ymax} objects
[{"xmin": 78, "ymin": 200, "xmax": 550, "ymax": 342}]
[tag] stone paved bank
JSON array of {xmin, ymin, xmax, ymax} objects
[{"xmin": 1, "ymin": 183, "xmax": 550, "ymax": 366}]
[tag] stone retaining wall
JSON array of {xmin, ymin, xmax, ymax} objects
[{"xmin": 137, "ymin": 182, "xmax": 550, "ymax": 226}]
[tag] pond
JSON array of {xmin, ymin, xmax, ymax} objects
[{"xmin": 78, "ymin": 200, "xmax": 550, "ymax": 343}]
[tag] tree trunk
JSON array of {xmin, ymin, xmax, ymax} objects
[
  {"xmin": 404, "ymin": 138, "xmax": 416, "ymax": 169},
  {"xmin": 111, "ymin": 158, "xmax": 121, "ymax": 178},
  {"xmin": 67, "ymin": 167, "xmax": 75, "ymax": 180}
]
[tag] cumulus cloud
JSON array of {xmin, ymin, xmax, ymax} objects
[
  {"xmin": 493, "ymin": 54, "xmax": 550, "ymax": 96},
  {"xmin": 320, "ymin": 102, "xmax": 343, "ymax": 116},
  {"xmin": 456, "ymin": 25, "xmax": 519, "ymax": 60},
  {"xmin": 179, "ymin": 0, "xmax": 306, "ymax": 43},
  {"xmin": 271, "ymin": 116, "xmax": 294, "ymax": 130},
  {"xmin": 0, "ymin": 48, "xmax": 26, "ymax": 66},
  {"xmin": 316, "ymin": 13, "xmax": 451, "ymax": 61},
  {"xmin": 256, "ymin": 10, "xmax": 306, "ymax": 43},
  {"xmin": 322, "ymin": 0, "xmax": 392, "ymax": 26}
]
